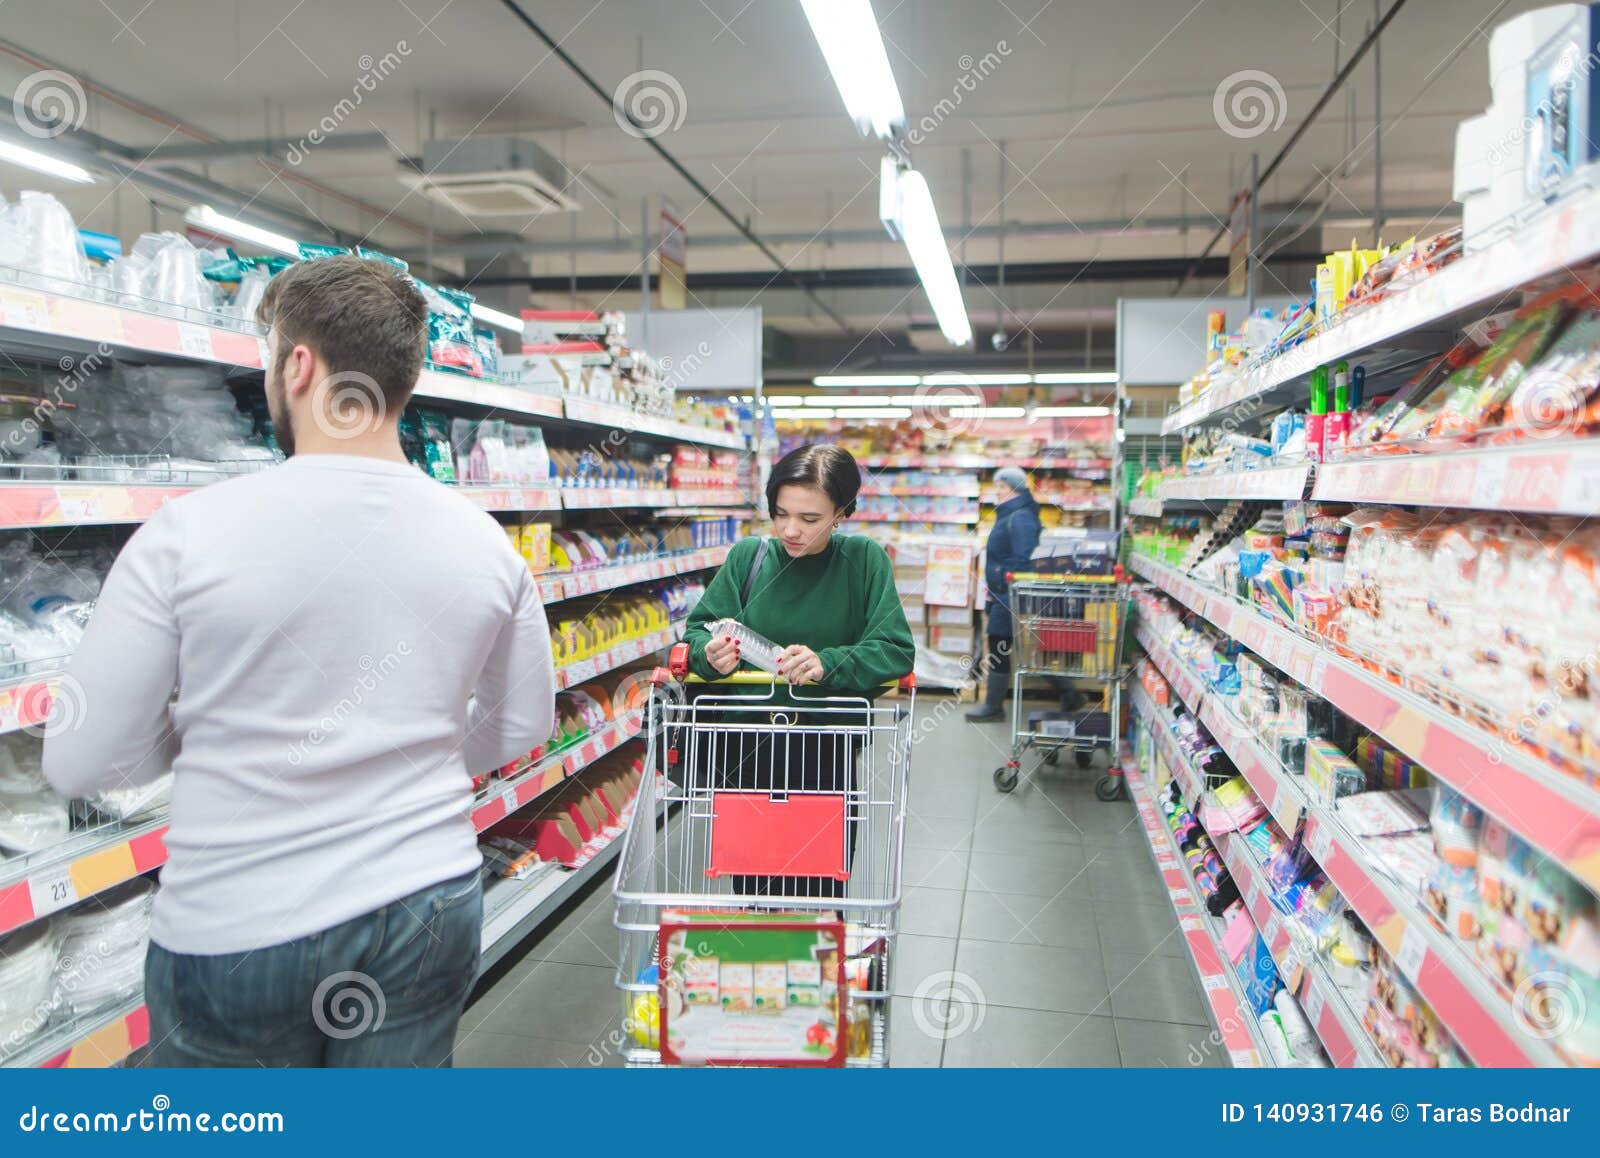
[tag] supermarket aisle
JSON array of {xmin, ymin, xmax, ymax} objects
[{"xmin": 454, "ymin": 701, "xmax": 1218, "ymax": 1068}]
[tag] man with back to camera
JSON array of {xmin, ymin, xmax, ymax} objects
[{"xmin": 41, "ymin": 255, "xmax": 556, "ymax": 1067}]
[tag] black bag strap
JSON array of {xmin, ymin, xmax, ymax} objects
[{"xmin": 740, "ymin": 536, "xmax": 772, "ymax": 607}]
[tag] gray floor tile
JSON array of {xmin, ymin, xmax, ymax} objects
[
  {"xmin": 886, "ymin": 995, "xmax": 946, "ymax": 1068},
  {"xmin": 452, "ymin": 1029, "xmax": 598, "ymax": 1068},
  {"xmin": 941, "ymin": 1007, "xmax": 1121, "ymax": 1067},
  {"xmin": 1103, "ymin": 951, "xmax": 1211, "ymax": 1026},
  {"xmin": 903, "ymin": 814, "xmax": 976, "ymax": 851},
  {"xmin": 1114, "ymin": 1017, "xmax": 1227, "ymax": 1068},
  {"xmin": 966, "ymin": 847, "xmax": 1090, "ymax": 897},
  {"xmin": 463, "ymin": 961, "xmax": 620, "ymax": 1043},
  {"xmin": 524, "ymin": 904, "xmax": 621, "ymax": 968},
  {"xmin": 1093, "ymin": 899, "xmax": 1191, "ymax": 959},
  {"xmin": 960, "ymin": 890, "xmax": 1100, "ymax": 951},
  {"xmin": 953, "ymin": 939, "xmax": 1109, "ymax": 1016},
  {"xmin": 899, "ymin": 885, "xmax": 965, "ymax": 939},
  {"xmin": 1086, "ymin": 858, "xmax": 1173, "ymax": 904},
  {"xmin": 890, "ymin": 932, "xmax": 959, "ymax": 998},
  {"xmin": 902, "ymin": 844, "xmax": 971, "ymax": 891},
  {"xmin": 969, "ymin": 814, "xmax": 1085, "ymax": 850}
]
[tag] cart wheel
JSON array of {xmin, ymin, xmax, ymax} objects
[
  {"xmin": 1095, "ymin": 774, "xmax": 1125, "ymax": 802},
  {"xmin": 1075, "ymin": 749, "xmax": 1094, "ymax": 770},
  {"xmin": 993, "ymin": 765, "xmax": 1019, "ymax": 793},
  {"xmin": 1043, "ymin": 749, "xmax": 1060, "ymax": 767}
]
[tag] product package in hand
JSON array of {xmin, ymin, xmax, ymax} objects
[{"xmin": 705, "ymin": 618, "xmax": 784, "ymax": 675}]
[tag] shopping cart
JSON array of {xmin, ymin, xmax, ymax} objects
[
  {"xmin": 991, "ymin": 572, "xmax": 1129, "ymax": 801},
  {"xmin": 612, "ymin": 643, "xmax": 915, "ymax": 1067}
]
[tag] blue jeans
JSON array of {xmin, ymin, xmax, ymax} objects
[{"xmin": 144, "ymin": 869, "xmax": 482, "ymax": 1067}]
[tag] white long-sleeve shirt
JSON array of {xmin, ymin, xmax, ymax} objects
[{"xmin": 42, "ymin": 454, "xmax": 555, "ymax": 955}]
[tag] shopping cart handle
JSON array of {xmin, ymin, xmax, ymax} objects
[{"xmin": 667, "ymin": 641, "xmax": 690, "ymax": 678}]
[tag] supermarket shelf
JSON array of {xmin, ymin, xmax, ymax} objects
[
  {"xmin": 560, "ymin": 397, "xmax": 746, "ymax": 450},
  {"xmin": 1134, "ymin": 608, "xmax": 1568, "ymax": 1066},
  {"xmin": 0, "ymin": 482, "xmax": 193, "ymax": 528},
  {"xmin": 559, "ymin": 488, "xmax": 743, "ymax": 510},
  {"xmin": 478, "ymin": 799, "xmax": 663, "ymax": 972},
  {"xmin": 554, "ymin": 620, "xmax": 686, "ymax": 691},
  {"xmin": 1128, "ymin": 498, "xmax": 1163, "ymax": 517},
  {"xmin": 413, "ymin": 369, "xmax": 566, "ymax": 419},
  {"xmin": 470, "ymin": 710, "xmax": 645, "ymax": 833},
  {"xmin": 0, "ymin": 281, "xmax": 264, "ymax": 369},
  {"xmin": 455, "ymin": 484, "xmax": 564, "ymax": 514},
  {"xmin": 859, "ymin": 487, "xmax": 981, "ymax": 498},
  {"xmin": 1312, "ymin": 440, "xmax": 1600, "ymax": 516},
  {"xmin": 857, "ymin": 455, "xmax": 1112, "ymax": 471},
  {"xmin": 1122, "ymin": 757, "xmax": 1266, "ymax": 1068},
  {"xmin": 1131, "ymin": 554, "xmax": 1600, "ymax": 892},
  {"xmin": 535, "ymin": 545, "xmax": 731, "ymax": 603},
  {"xmin": 1131, "ymin": 678, "xmax": 1380, "ymax": 1067},
  {"xmin": 0, "ymin": 672, "xmax": 66, "ymax": 735},
  {"xmin": 1163, "ymin": 181, "xmax": 1600, "ymax": 435},
  {"xmin": 854, "ymin": 513, "xmax": 979, "ymax": 525},
  {"xmin": 4, "ymin": 996, "xmax": 149, "ymax": 1069},
  {"xmin": 0, "ymin": 817, "xmax": 168, "ymax": 939},
  {"xmin": 1159, "ymin": 464, "xmax": 1312, "ymax": 503}
]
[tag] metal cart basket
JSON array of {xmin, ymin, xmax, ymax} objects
[
  {"xmin": 613, "ymin": 645, "xmax": 915, "ymax": 1066},
  {"xmin": 992, "ymin": 573, "xmax": 1129, "ymax": 800}
]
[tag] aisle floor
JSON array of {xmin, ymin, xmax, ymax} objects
[{"xmin": 455, "ymin": 701, "xmax": 1219, "ymax": 1068}]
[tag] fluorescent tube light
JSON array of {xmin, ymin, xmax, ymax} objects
[
  {"xmin": 841, "ymin": 407, "xmax": 911, "ymax": 419},
  {"xmin": 1032, "ymin": 371, "xmax": 1119, "ymax": 385},
  {"xmin": 470, "ymin": 302, "xmax": 525, "ymax": 333},
  {"xmin": 184, "ymin": 205, "xmax": 299, "ymax": 257},
  {"xmin": 812, "ymin": 374, "xmax": 920, "ymax": 387},
  {"xmin": 0, "ymin": 139, "xmax": 94, "ymax": 184},
  {"xmin": 800, "ymin": 0, "xmax": 905, "ymax": 139},
  {"xmin": 963, "ymin": 373, "xmax": 1030, "ymax": 386},
  {"xmin": 805, "ymin": 394, "xmax": 897, "ymax": 406},
  {"xmin": 949, "ymin": 406, "xmax": 1025, "ymax": 419},
  {"xmin": 772, "ymin": 407, "xmax": 825, "ymax": 419},
  {"xmin": 1030, "ymin": 406, "xmax": 1113, "ymax": 417},
  {"xmin": 893, "ymin": 170, "xmax": 971, "ymax": 347}
]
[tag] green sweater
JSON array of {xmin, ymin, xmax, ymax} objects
[{"xmin": 685, "ymin": 533, "xmax": 915, "ymax": 701}]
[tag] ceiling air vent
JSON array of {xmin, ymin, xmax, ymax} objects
[{"xmin": 400, "ymin": 135, "xmax": 579, "ymax": 218}]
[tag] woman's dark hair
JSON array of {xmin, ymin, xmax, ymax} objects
[{"xmin": 766, "ymin": 443, "xmax": 861, "ymax": 517}]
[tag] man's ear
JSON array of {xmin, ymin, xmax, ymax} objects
[{"xmin": 285, "ymin": 344, "xmax": 318, "ymax": 399}]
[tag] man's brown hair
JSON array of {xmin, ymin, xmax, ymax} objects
[{"xmin": 256, "ymin": 255, "xmax": 429, "ymax": 410}]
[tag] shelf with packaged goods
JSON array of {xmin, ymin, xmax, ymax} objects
[
  {"xmin": 554, "ymin": 620, "xmax": 686, "ymax": 691},
  {"xmin": 1130, "ymin": 554, "xmax": 1600, "ymax": 894},
  {"xmin": 859, "ymin": 486, "xmax": 981, "ymax": 499},
  {"xmin": 856, "ymin": 455, "xmax": 1112, "ymax": 471},
  {"xmin": 560, "ymin": 397, "xmax": 747, "ymax": 451},
  {"xmin": 469, "ymin": 710, "xmax": 645, "ymax": 833},
  {"xmin": 854, "ymin": 513, "xmax": 979, "ymax": 525},
  {"xmin": 559, "ymin": 488, "xmax": 744, "ymax": 510},
  {"xmin": 1134, "ymin": 606, "xmax": 1570, "ymax": 1066},
  {"xmin": 1127, "ymin": 498, "xmax": 1164, "ymax": 518},
  {"xmin": 534, "ymin": 545, "xmax": 731, "ymax": 604},
  {"xmin": 455, "ymin": 484, "xmax": 564, "ymax": 514},
  {"xmin": 1159, "ymin": 464, "xmax": 1313, "ymax": 504},
  {"xmin": 1131, "ymin": 678, "xmax": 1380, "ymax": 1068},
  {"xmin": 0, "ymin": 817, "xmax": 169, "ymax": 939},
  {"xmin": 1162, "ymin": 181, "xmax": 1600, "ymax": 436},
  {"xmin": 1311, "ymin": 439, "xmax": 1600, "ymax": 516},
  {"xmin": 479, "ymin": 796, "xmax": 663, "ymax": 972},
  {"xmin": 3, "ymin": 996, "xmax": 149, "ymax": 1069},
  {"xmin": 1122, "ymin": 754, "xmax": 1267, "ymax": 1068},
  {"xmin": 0, "ymin": 672, "xmax": 65, "ymax": 736}
]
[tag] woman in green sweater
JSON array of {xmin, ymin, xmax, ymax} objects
[{"xmin": 683, "ymin": 442, "xmax": 915, "ymax": 897}]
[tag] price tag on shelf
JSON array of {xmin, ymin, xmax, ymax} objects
[
  {"xmin": 1307, "ymin": 819, "xmax": 1334, "ymax": 865},
  {"xmin": 500, "ymin": 785, "xmax": 522, "ymax": 813},
  {"xmin": 1246, "ymin": 877, "xmax": 1262, "ymax": 913},
  {"xmin": 1228, "ymin": 1048, "xmax": 1258, "ymax": 1067},
  {"xmin": 1395, "ymin": 922, "xmax": 1428, "ymax": 980},
  {"xmin": 1201, "ymin": 974, "xmax": 1229, "ymax": 993},
  {"xmin": 1278, "ymin": 943, "xmax": 1301, "ymax": 980},
  {"xmin": 177, "ymin": 323, "xmax": 215, "ymax": 360},
  {"xmin": 28, "ymin": 863, "xmax": 79, "ymax": 918},
  {"xmin": 1179, "ymin": 914, "xmax": 1203, "ymax": 933},
  {"xmin": 1168, "ymin": 886, "xmax": 1191, "ymax": 906},
  {"xmin": 1303, "ymin": 979, "xmax": 1327, "ymax": 1028}
]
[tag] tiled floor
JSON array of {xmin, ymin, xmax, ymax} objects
[{"xmin": 454, "ymin": 701, "xmax": 1221, "ymax": 1068}]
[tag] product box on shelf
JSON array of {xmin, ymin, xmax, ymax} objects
[
  {"xmin": 928, "ymin": 624, "xmax": 975, "ymax": 655},
  {"xmin": 930, "ymin": 605, "xmax": 972, "ymax": 627},
  {"xmin": 901, "ymin": 597, "xmax": 926, "ymax": 626}
]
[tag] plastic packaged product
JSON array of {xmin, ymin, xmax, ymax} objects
[
  {"xmin": 9, "ymin": 191, "xmax": 87, "ymax": 286},
  {"xmin": 0, "ymin": 921, "xmax": 57, "ymax": 1054},
  {"xmin": 88, "ymin": 772, "xmax": 172, "ymax": 823},
  {"xmin": 50, "ymin": 876, "xmax": 154, "ymax": 1015},
  {"xmin": 131, "ymin": 232, "xmax": 215, "ymax": 313},
  {"xmin": 704, "ymin": 618, "xmax": 783, "ymax": 675},
  {"xmin": 0, "ymin": 734, "xmax": 68, "ymax": 854}
]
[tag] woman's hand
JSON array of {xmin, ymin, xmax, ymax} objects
[
  {"xmin": 777, "ymin": 644, "xmax": 825, "ymax": 686},
  {"xmin": 705, "ymin": 633, "xmax": 741, "ymax": 675}
]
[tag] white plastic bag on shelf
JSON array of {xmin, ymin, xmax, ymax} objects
[
  {"xmin": 228, "ymin": 264, "xmax": 270, "ymax": 324},
  {"xmin": 0, "ymin": 921, "xmax": 58, "ymax": 1054},
  {"xmin": 131, "ymin": 232, "xmax": 214, "ymax": 313},
  {"xmin": 88, "ymin": 772, "xmax": 171, "ymax": 824},
  {"xmin": 106, "ymin": 251, "xmax": 150, "ymax": 306},
  {"xmin": 0, "ymin": 196, "xmax": 28, "ymax": 270},
  {"xmin": 50, "ymin": 876, "xmax": 154, "ymax": 1016},
  {"xmin": 0, "ymin": 733, "xmax": 68, "ymax": 854},
  {"xmin": 8, "ymin": 191, "xmax": 87, "ymax": 287}
]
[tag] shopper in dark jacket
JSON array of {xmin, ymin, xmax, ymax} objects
[{"xmin": 966, "ymin": 467, "xmax": 1041, "ymax": 722}]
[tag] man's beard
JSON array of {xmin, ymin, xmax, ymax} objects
[{"xmin": 266, "ymin": 370, "xmax": 295, "ymax": 457}]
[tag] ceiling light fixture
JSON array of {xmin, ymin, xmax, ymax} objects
[
  {"xmin": 469, "ymin": 302, "xmax": 526, "ymax": 334},
  {"xmin": 812, "ymin": 374, "xmax": 921, "ymax": 387},
  {"xmin": 890, "ymin": 168, "xmax": 972, "ymax": 347},
  {"xmin": 948, "ymin": 406, "xmax": 1025, "ymax": 419},
  {"xmin": 0, "ymin": 139, "xmax": 95, "ymax": 185},
  {"xmin": 1031, "ymin": 371, "xmax": 1119, "ymax": 385},
  {"xmin": 804, "ymin": 394, "xmax": 897, "ymax": 407},
  {"xmin": 799, "ymin": 0, "xmax": 905, "ymax": 139},
  {"xmin": 772, "ymin": 407, "xmax": 826, "ymax": 420},
  {"xmin": 841, "ymin": 407, "xmax": 911, "ymax": 419},
  {"xmin": 1030, "ymin": 406, "xmax": 1113, "ymax": 418},
  {"xmin": 184, "ymin": 205, "xmax": 299, "ymax": 257}
]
